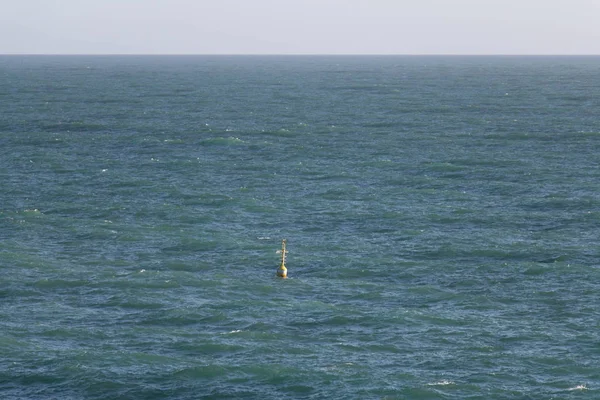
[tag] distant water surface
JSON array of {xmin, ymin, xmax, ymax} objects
[{"xmin": 1, "ymin": 55, "xmax": 600, "ymax": 399}]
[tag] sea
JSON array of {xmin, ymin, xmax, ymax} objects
[{"xmin": 1, "ymin": 55, "xmax": 599, "ymax": 399}]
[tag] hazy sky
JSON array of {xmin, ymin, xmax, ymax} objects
[{"xmin": 1, "ymin": 0, "xmax": 599, "ymax": 54}]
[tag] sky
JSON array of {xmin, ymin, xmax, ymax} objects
[{"xmin": 1, "ymin": 0, "xmax": 599, "ymax": 55}]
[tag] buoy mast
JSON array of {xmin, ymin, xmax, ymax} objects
[{"xmin": 277, "ymin": 239, "xmax": 288, "ymax": 278}]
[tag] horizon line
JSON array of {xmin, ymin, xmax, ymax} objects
[{"xmin": 1, "ymin": 53, "xmax": 600, "ymax": 57}]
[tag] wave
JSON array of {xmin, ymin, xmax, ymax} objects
[{"xmin": 200, "ymin": 136, "xmax": 245, "ymax": 146}]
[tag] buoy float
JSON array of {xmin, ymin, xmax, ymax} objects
[{"xmin": 276, "ymin": 239, "xmax": 288, "ymax": 278}]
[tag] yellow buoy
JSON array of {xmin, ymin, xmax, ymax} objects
[{"xmin": 276, "ymin": 239, "xmax": 288, "ymax": 278}]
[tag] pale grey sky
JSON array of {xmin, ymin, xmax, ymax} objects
[{"xmin": 1, "ymin": 0, "xmax": 599, "ymax": 54}]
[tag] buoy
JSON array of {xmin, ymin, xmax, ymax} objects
[{"xmin": 276, "ymin": 239, "xmax": 288, "ymax": 278}]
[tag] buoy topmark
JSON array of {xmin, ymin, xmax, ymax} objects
[{"xmin": 276, "ymin": 239, "xmax": 288, "ymax": 278}]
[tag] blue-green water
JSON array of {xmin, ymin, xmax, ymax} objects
[{"xmin": 1, "ymin": 55, "xmax": 599, "ymax": 399}]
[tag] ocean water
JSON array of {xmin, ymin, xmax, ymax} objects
[{"xmin": 1, "ymin": 55, "xmax": 599, "ymax": 399}]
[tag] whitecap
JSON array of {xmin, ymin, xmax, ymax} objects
[
  {"xmin": 221, "ymin": 330, "xmax": 242, "ymax": 335},
  {"xmin": 568, "ymin": 384, "xmax": 588, "ymax": 391},
  {"xmin": 427, "ymin": 380, "xmax": 454, "ymax": 386}
]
